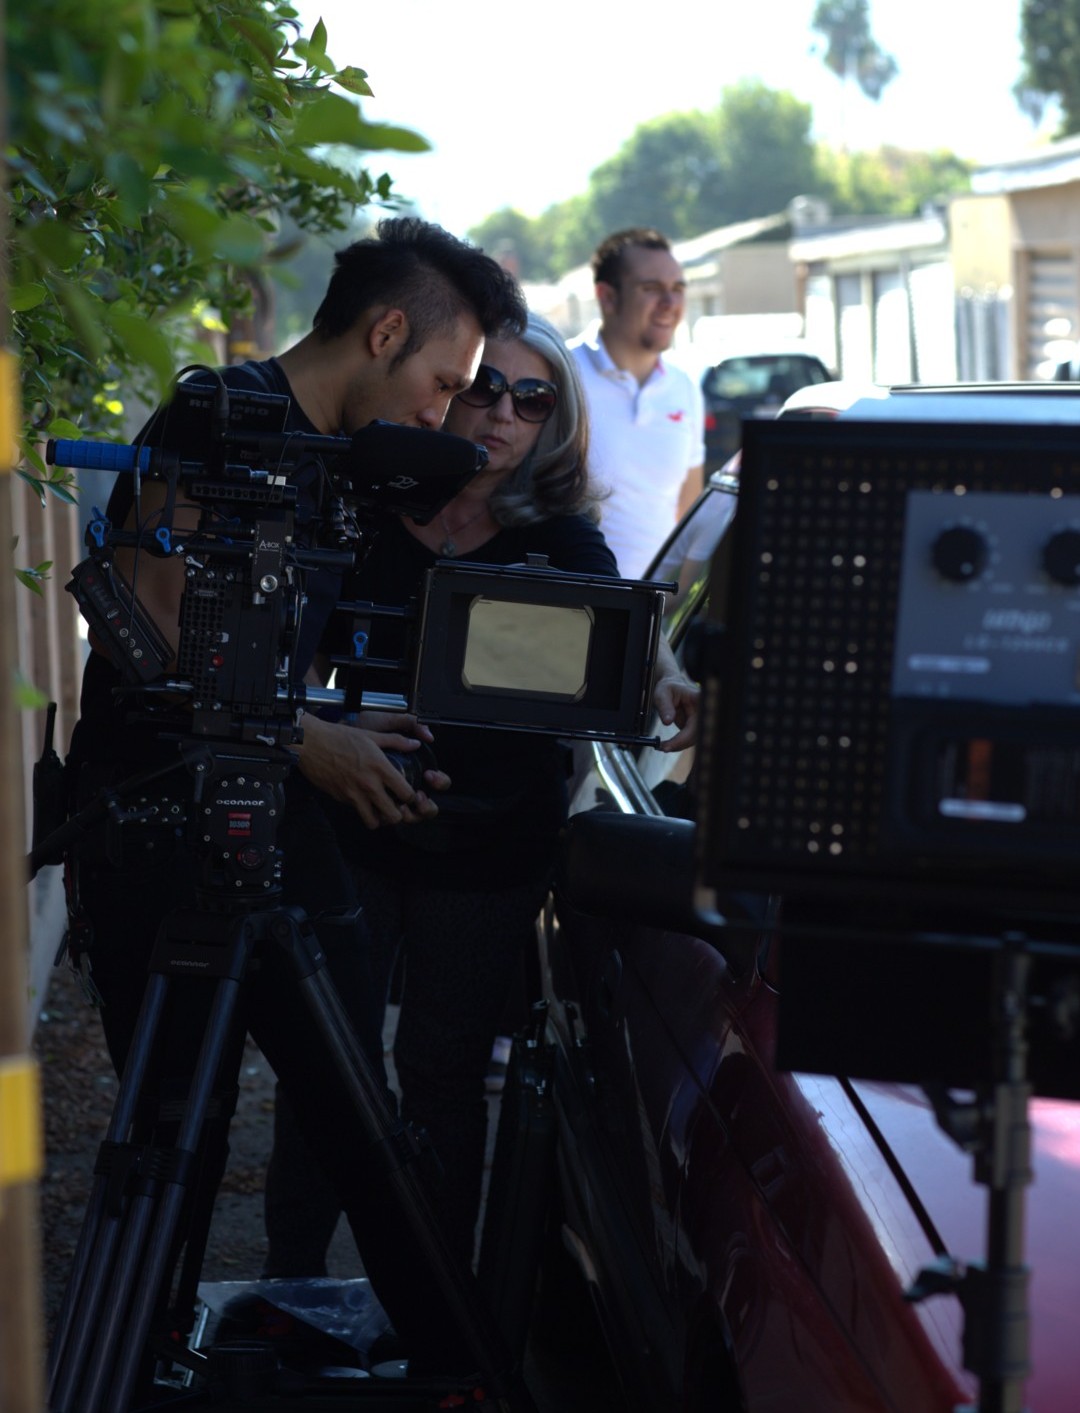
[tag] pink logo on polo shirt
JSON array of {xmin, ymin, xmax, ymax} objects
[{"xmin": 667, "ymin": 410, "xmax": 685, "ymax": 422}]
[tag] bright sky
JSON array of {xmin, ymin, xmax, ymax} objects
[{"xmin": 297, "ymin": 0, "xmax": 1057, "ymax": 238}]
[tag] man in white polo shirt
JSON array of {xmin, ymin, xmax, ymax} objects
[{"xmin": 569, "ymin": 227, "xmax": 705, "ymax": 578}]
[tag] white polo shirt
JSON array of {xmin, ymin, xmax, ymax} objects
[{"xmin": 570, "ymin": 329, "xmax": 705, "ymax": 579}]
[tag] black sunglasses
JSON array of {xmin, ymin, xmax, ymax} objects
[{"xmin": 456, "ymin": 364, "xmax": 558, "ymax": 424}]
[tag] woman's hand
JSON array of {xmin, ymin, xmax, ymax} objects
[
  {"xmin": 652, "ymin": 673, "xmax": 700, "ymax": 752},
  {"xmin": 294, "ymin": 712, "xmax": 451, "ymax": 830},
  {"xmin": 651, "ymin": 636, "xmax": 699, "ymax": 752}
]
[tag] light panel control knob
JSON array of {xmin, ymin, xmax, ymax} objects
[
  {"xmin": 930, "ymin": 525, "xmax": 988, "ymax": 583},
  {"xmin": 1042, "ymin": 528, "xmax": 1080, "ymax": 586}
]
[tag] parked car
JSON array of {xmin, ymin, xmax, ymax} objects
[
  {"xmin": 529, "ymin": 384, "xmax": 1080, "ymax": 1412},
  {"xmin": 698, "ymin": 346, "xmax": 832, "ymax": 471}
]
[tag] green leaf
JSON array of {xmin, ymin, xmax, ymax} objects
[
  {"xmin": 23, "ymin": 220, "xmax": 87, "ymax": 270},
  {"xmin": 292, "ymin": 91, "xmax": 368, "ymax": 146},
  {"xmin": 50, "ymin": 276, "xmax": 107, "ymax": 362},
  {"xmin": 333, "ymin": 67, "xmax": 373, "ymax": 98},
  {"xmin": 211, "ymin": 213, "xmax": 268, "ymax": 262},
  {"xmin": 103, "ymin": 309, "xmax": 177, "ymax": 389},
  {"xmin": 63, "ymin": 160, "xmax": 97, "ymax": 196},
  {"xmin": 7, "ymin": 158, "xmax": 58, "ymax": 202},
  {"xmin": 45, "ymin": 480, "xmax": 79, "ymax": 505},
  {"xmin": 104, "ymin": 152, "xmax": 155, "ymax": 217},
  {"xmin": 44, "ymin": 417, "xmax": 84, "ymax": 440},
  {"xmin": 10, "ymin": 284, "xmax": 48, "ymax": 312},
  {"xmin": 13, "ymin": 672, "xmax": 49, "ymax": 709},
  {"xmin": 19, "ymin": 442, "xmax": 46, "ymax": 477},
  {"xmin": 161, "ymin": 189, "xmax": 222, "ymax": 247},
  {"xmin": 354, "ymin": 122, "xmax": 431, "ymax": 155},
  {"xmin": 15, "ymin": 468, "xmax": 48, "ymax": 507}
]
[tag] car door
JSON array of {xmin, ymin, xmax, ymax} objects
[
  {"xmin": 539, "ymin": 479, "xmax": 749, "ymax": 1403},
  {"xmin": 540, "ymin": 475, "xmax": 974, "ymax": 1412}
]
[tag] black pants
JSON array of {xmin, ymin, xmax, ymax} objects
[
  {"xmin": 72, "ymin": 767, "xmax": 470, "ymax": 1370},
  {"xmin": 266, "ymin": 855, "xmax": 547, "ymax": 1275}
]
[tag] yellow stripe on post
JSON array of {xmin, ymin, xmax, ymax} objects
[
  {"xmin": 0, "ymin": 347, "xmax": 17, "ymax": 476},
  {"xmin": 0, "ymin": 1058, "xmax": 44, "ymax": 1208}
]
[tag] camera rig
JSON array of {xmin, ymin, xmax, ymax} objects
[
  {"xmin": 45, "ymin": 367, "xmax": 618, "ymax": 1412},
  {"xmin": 50, "ymin": 369, "xmax": 670, "ymax": 757}
]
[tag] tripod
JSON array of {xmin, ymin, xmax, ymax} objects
[{"xmin": 37, "ymin": 740, "xmax": 538, "ymax": 1412}]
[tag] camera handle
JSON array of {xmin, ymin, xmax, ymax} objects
[{"xmin": 905, "ymin": 935, "xmax": 1033, "ymax": 1413}]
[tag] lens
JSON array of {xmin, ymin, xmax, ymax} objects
[
  {"xmin": 511, "ymin": 380, "xmax": 557, "ymax": 423},
  {"xmin": 457, "ymin": 364, "xmax": 506, "ymax": 409}
]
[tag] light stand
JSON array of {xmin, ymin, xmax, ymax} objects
[{"xmin": 906, "ymin": 936, "xmax": 1034, "ymax": 1413}]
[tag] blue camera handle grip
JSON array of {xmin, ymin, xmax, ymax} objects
[{"xmin": 47, "ymin": 438, "xmax": 151, "ymax": 472}]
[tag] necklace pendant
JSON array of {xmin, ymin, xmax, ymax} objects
[{"xmin": 440, "ymin": 537, "xmax": 456, "ymax": 558}]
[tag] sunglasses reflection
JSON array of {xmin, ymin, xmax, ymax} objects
[{"xmin": 457, "ymin": 364, "xmax": 558, "ymax": 423}]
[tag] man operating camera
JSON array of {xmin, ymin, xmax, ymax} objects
[{"xmin": 62, "ymin": 217, "xmax": 528, "ymax": 1378}]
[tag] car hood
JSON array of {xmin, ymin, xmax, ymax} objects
[{"xmin": 802, "ymin": 1075, "xmax": 1080, "ymax": 1401}]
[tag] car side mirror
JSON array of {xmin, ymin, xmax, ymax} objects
[{"xmin": 556, "ymin": 811, "xmax": 770, "ymax": 977}]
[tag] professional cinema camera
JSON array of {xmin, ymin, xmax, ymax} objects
[
  {"xmin": 34, "ymin": 366, "xmax": 673, "ymax": 1413},
  {"xmin": 692, "ymin": 411, "xmax": 1080, "ymax": 1413},
  {"xmin": 52, "ymin": 368, "xmax": 667, "ymax": 755}
]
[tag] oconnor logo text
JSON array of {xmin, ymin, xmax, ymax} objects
[{"xmin": 981, "ymin": 609, "xmax": 1053, "ymax": 634}]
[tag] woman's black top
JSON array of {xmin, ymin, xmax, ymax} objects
[{"xmin": 327, "ymin": 510, "xmax": 617, "ymax": 890}]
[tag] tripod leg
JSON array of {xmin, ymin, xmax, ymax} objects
[
  {"xmin": 49, "ymin": 915, "xmax": 255, "ymax": 1413},
  {"xmin": 48, "ymin": 971, "xmax": 170, "ymax": 1408},
  {"xmin": 277, "ymin": 909, "xmax": 539, "ymax": 1412},
  {"xmin": 167, "ymin": 1082, "xmax": 241, "ymax": 1337},
  {"xmin": 97, "ymin": 924, "xmax": 255, "ymax": 1413}
]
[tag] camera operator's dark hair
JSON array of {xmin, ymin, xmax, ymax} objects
[
  {"xmin": 591, "ymin": 227, "xmax": 673, "ymax": 288},
  {"xmin": 312, "ymin": 217, "xmax": 527, "ymax": 361}
]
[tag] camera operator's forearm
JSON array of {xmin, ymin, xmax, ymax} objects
[{"xmin": 294, "ymin": 712, "xmax": 448, "ymax": 829}]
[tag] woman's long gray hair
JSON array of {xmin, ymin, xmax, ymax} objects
[{"xmin": 483, "ymin": 311, "xmax": 604, "ymax": 527}]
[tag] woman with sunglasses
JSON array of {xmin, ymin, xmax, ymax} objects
[{"xmin": 265, "ymin": 312, "xmax": 697, "ymax": 1283}]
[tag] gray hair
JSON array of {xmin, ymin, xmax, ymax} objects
[{"xmin": 484, "ymin": 312, "xmax": 604, "ymax": 527}]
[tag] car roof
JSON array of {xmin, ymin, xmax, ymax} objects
[
  {"xmin": 780, "ymin": 379, "xmax": 1080, "ymax": 423},
  {"xmin": 701, "ymin": 343, "xmax": 830, "ymax": 366}
]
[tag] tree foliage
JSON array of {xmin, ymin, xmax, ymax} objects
[
  {"xmin": 589, "ymin": 111, "xmax": 727, "ymax": 238},
  {"xmin": 464, "ymin": 207, "xmax": 555, "ymax": 284},
  {"xmin": 811, "ymin": 0, "xmax": 898, "ymax": 102},
  {"xmin": 468, "ymin": 82, "xmax": 816, "ymax": 282},
  {"xmin": 815, "ymin": 145, "xmax": 973, "ymax": 217},
  {"xmin": 1015, "ymin": 0, "xmax": 1080, "ymax": 134},
  {"xmin": 7, "ymin": 0, "xmax": 426, "ymax": 501}
]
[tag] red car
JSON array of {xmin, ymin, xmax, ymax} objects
[{"xmin": 531, "ymin": 390, "xmax": 1080, "ymax": 1411}]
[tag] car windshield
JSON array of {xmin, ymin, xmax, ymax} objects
[
  {"xmin": 651, "ymin": 472, "xmax": 739, "ymax": 636},
  {"xmin": 704, "ymin": 354, "xmax": 829, "ymax": 404}
]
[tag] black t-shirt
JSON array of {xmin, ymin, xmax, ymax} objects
[
  {"xmin": 68, "ymin": 358, "xmax": 339, "ymax": 772},
  {"xmin": 325, "ymin": 511, "xmax": 617, "ymax": 889}
]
